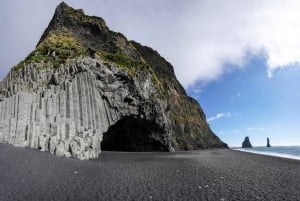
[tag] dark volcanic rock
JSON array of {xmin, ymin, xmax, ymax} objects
[
  {"xmin": 242, "ymin": 137, "xmax": 252, "ymax": 148},
  {"xmin": 0, "ymin": 2, "xmax": 227, "ymax": 159},
  {"xmin": 131, "ymin": 41, "xmax": 228, "ymax": 149},
  {"xmin": 267, "ymin": 137, "xmax": 271, "ymax": 147}
]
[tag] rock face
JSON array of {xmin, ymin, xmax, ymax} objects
[
  {"xmin": 267, "ymin": 137, "xmax": 271, "ymax": 147},
  {"xmin": 242, "ymin": 137, "xmax": 252, "ymax": 148},
  {"xmin": 0, "ymin": 2, "xmax": 227, "ymax": 159}
]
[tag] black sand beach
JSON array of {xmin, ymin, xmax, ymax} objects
[{"xmin": 1, "ymin": 144, "xmax": 300, "ymax": 201}]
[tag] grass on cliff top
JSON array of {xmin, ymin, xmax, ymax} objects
[
  {"xmin": 98, "ymin": 52, "xmax": 145, "ymax": 75},
  {"xmin": 98, "ymin": 52, "xmax": 164, "ymax": 92},
  {"xmin": 12, "ymin": 28, "xmax": 164, "ymax": 93},
  {"xmin": 13, "ymin": 29, "xmax": 86, "ymax": 71}
]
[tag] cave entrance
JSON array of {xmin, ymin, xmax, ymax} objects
[{"xmin": 101, "ymin": 116, "xmax": 168, "ymax": 151}]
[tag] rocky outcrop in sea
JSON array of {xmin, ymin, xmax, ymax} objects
[
  {"xmin": 0, "ymin": 2, "xmax": 227, "ymax": 159},
  {"xmin": 242, "ymin": 136, "xmax": 252, "ymax": 148},
  {"xmin": 267, "ymin": 137, "xmax": 271, "ymax": 147}
]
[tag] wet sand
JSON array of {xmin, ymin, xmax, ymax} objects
[{"xmin": 1, "ymin": 143, "xmax": 300, "ymax": 201}]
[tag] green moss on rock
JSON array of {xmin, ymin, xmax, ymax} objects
[
  {"xmin": 13, "ymin": 29, "xmax": 86, "ymax": 71},
  {"xmin": 98, "ymin": 52, "xmax": 164, "ymax": 92}
]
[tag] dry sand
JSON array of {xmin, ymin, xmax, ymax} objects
[{"xmin": 1, "ymin": 143, "xmax": 300, "ymax": 201}]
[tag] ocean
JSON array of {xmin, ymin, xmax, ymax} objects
[{"xmin": 235, "ymin": 146, "xmax": 300, "ymax": 160}]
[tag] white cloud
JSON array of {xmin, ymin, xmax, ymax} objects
[
  {"xmin": 1, "ymin": 0, "xmax": 300, "ymax": 87},
  {"xmin": 246, "ymin": 127, "xmax": 264, "ymax": 131},
  {"xmin": 207, "ymin": 112, "xmax": 231, "ymax": 122},
  {"xmin": 231, "ymin": 92, "xmax": 242, "ymax": 101},
  {"xmin": 207, "ymin": 113, "xmax": 224, "ymax": 122},
  {"xmin": 175, "ymin": 0, "xmax": 300, "ymax": 87},
  {"xmin": 192, "ymin": 87, "xmax": 204, "ymax": 94}
]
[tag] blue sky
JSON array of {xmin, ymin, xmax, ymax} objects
[
  {"xmin": 1, "ymin": 0, "xmax": 300, "ymax": 147},
  {"xmin": 188, "ymin": 54, "xmax": 300, "ymax": 147}
]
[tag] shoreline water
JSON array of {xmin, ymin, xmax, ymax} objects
[
  {"xmin": 1, "ymin": 143, "xmax": 300, "ymax": 200},
  {"xmin": 234, "ymin": 146, "xmax": 300, "ymax": 161}
]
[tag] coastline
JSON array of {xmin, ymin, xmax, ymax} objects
[
  {"xmin": 235, "ymin": 147, "xmax": 300, "ymax": 161},
  {"xmin": 1, "ymin": 143, "xmax": 300, "ymax": 201}
]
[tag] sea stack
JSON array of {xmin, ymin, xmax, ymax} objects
[
  {"xmin": 0, "ymin": 2, "xmax": 227, "ymax": 159},
  {"xmin": 242, "ymin": 136, "xmax": 252, "ymax": 148},
  {"xmin": 267, "ymin": 137, "xmax": 271, "ymax": 147}
]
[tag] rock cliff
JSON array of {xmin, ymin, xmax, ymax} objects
[{"xmin": 0, "ymin": 2, "xmax": 227, "ymax": 159}]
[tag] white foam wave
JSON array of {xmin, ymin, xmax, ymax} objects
[{"xmin": 234, "ymin": 148, "xmax": 300, "ymax": 161}]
